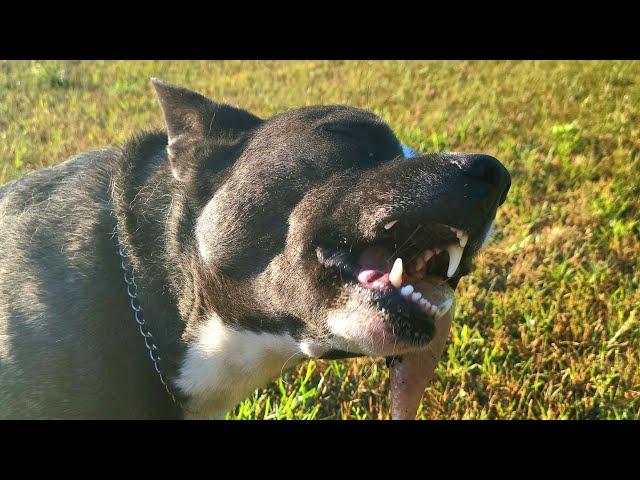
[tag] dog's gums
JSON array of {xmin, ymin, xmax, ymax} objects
[{"xmin": 316, "ymin": 221, "xmax": 465, "ymax": 340}]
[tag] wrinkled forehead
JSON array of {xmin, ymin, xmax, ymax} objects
[
  {"xmin": 265, "ymin": 104, "xmax": 388, "ymax": 130},
  {"xmin": 243, "ymin": 105, "xmax": 405, "ymax": 172}
]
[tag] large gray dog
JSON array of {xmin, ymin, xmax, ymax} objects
[{"xmin": 0, "ymin": 80, "xmax": 510, "ymax": 419}]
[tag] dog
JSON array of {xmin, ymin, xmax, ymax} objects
[{"xmin": 0, "ymin": 79, "xmax": 510, "ymax": 419}]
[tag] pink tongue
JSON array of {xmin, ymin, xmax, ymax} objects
[
  {"xmin": 390, "ymin": 351, "xmax": 437, "ymax": 419},
  {"xmin": 357, "ymin": 270, "xmax": 391, "ymax": 290}
]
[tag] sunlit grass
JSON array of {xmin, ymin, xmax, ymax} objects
[{"xmin": 1, "ymin": 60, "xmax": 638, "ymax": 419}]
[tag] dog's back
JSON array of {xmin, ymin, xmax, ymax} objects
[{"xmin": 0, "ymin": 149, "xmax": 177, "ymax": 419}]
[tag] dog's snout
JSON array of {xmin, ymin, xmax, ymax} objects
[{"xmin": 454, "ymin": 154, "xmax": 511, "ymax": 206}]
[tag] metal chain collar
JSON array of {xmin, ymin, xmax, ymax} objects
[{"xmin": 114, "ymin": 223, "xmax": 181, "ymax": 407}]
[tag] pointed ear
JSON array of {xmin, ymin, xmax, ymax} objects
[
  {"xmin": 151, "ymin": 78, "xmax": 262, "ymax": 179},
  {"xmin": 151, "ymin": 78, "xmax": 215, "ymax": 145}
]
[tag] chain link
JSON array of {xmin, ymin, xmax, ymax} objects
[{"xmin": 115, "ymin": 223, "xmax": 181, "ymax": 406}]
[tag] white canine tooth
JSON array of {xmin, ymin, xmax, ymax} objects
[
  {"xmin": 459, "ymin": 232, "xmax": 468, "ymax": 248},
  {"xmin": 411, "ymin": 292, "xmax": 422, "ymax": 302},
  {"xmin": 389, "ymin": 258, "xmax": 403, "ymax": 288},
  {"xmin": 423, "ymin": 250, "xmax": 434, "ymax": 263},
  {"xmin": 430, "ymin": 305, "xmax": 438, "ymax": 315},
  {"xmin": 435, "ymin": 299, "xmax": 453, "ymax": 320},
  {"xmin": 400, "ymin": 285, "xmax": 414, "ymax": 296},
  {"xmin": 446, "ymin": 244, "xmax": 464, "ymax": 277},
  {"xmin": 384, "ymin": 220, "xmax": 398, "ymax": 230},
  {"xmin": 450, "ymin": 226, "xmax": 469, "ymax": 248}
]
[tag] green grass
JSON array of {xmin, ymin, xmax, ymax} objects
[{"xmin": 1, "ymin": 60, "xmax": 639, "ymax": 419}]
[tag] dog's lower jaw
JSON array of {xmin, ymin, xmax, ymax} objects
[{"xmin": 175, "ymin": 313, "xmax": 305, "ymax": 420}]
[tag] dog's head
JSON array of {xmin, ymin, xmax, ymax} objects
[{"xmin": 153, "ymin": 80, "xmax": 510, "ymax": 416}]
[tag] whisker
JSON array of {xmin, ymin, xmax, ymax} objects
[
  {"xmin": 391, "ymin": 325, "xmax": 399, "ymax": 360},
  {"xmin": 279, "ymin": 350, "xmax": 302, "ymax": 384}
]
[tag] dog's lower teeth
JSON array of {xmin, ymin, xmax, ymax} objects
[
  {"xmin": 435, "ymin": 299, "xmax": 453, "ymax": 319},
  {"xmin": 400, "ymin": 285, "xmax": 414, "ymax": 296},
  {"xmin": 396, "ymin": 283, "xmax": 452, "ymax": 319}
]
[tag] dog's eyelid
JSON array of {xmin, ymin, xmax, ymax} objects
[{"xmin": 323, "ymin": 125, "xmax": 362, "ymax": 142}]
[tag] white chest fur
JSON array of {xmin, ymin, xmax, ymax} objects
[{"xmin": 175, "ymin": 314, "xmax": 304, "ymax": 419}]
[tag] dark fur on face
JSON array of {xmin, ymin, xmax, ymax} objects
[{"xmin": 0, "ymin": 79, "xmax": 510, "ymax": 418}]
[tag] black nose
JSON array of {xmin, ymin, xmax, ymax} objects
[{"xmin": 455, "ymin": 153, "xmax": 511, "ymax": 206}]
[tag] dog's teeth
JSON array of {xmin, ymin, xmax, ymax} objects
[
  {"xmin": 446, "ymin": 244, "xmax": 464, "ymax": 277},
  {"xmin": 420, "ymin": 298, "xmax": 430, "ymax": 308},
  {"xmin": 411, "ymin": 291, "xmax": 422, "ymax": 302},
  {"xmin": 414, "ymin": 256, "xmax": 425, "ymax": 272},
  {"xmin": 458, "ymin": 231, "xmax": 468, "ymax": 248},
  {"xmin": 451, "ymin": 227, "xmax": 469, "ymax": 248},
  {"xmin": 384, "ymin": 220, "xmax": 398, "ymax": 230},
  {"xmin": 435, "ymin": 299, "xmax": 453, "ymax": 320},
  {"xmin": 389, "ymin": 258, "xmax": 403, "ymax": 288},
  {"xmin": 400, "ymin": 284, "xmax": 414, "ymax": 296},
  {"xmin": 423, "ymin": 249, "xmax": 434, "ymax": 263},
  {"xmin": 430, "ymin": 304, "xmax": 438, "ymax": 315}
]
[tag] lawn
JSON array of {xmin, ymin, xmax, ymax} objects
[{"xmin": 1, "ymin": 60, "xmax": 638, "ymax": 419}]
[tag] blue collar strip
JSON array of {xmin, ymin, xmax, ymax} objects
[{"xmin": 401, "ymin": 144, "xmax": 418, "ymax": 158}]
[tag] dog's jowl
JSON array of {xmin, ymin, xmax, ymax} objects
[{"xmin": 0, "ymin": 80, "xmax": 510, "ymax": 419}]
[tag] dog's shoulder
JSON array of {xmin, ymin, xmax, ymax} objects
[{"xmin": 0, "ymin": 142, "xmax": 184, "ymax": 419}]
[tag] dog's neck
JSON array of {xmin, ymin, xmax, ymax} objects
[
  {"xmin": 110, "ymin": 132, "xmax": 305, "ymax": 418},
  {"xmin": 110, "ymin": 132, "xmax": 200, "ymax": 399}
]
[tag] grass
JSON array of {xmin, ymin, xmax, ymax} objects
[{"xmin": 1, "ymin": 60, "xmax": 639, "ymax": 419}]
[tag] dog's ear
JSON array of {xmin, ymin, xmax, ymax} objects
[{"xmin": 151, "ymin": 78, "xmax": 262, "ymax": 180}]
